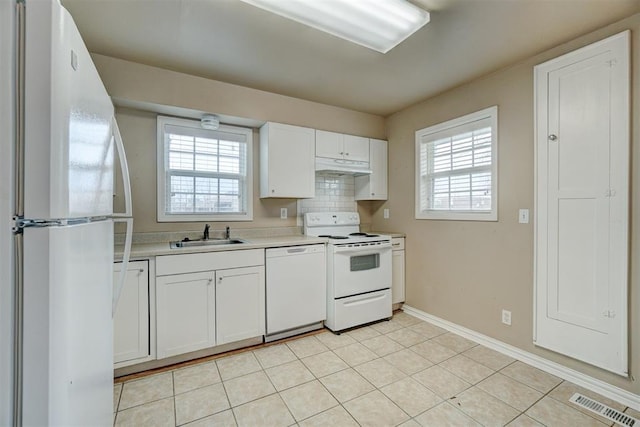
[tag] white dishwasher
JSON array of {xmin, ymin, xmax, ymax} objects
[{"xmin": 265, "ymin": 244, "xmax": 326, "ymax": 342}]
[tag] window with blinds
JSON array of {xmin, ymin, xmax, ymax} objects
[
  {"xmin": 415, "ymin": 106, "xmax": 498, "ymax": 221},
  {"xmin": 157, "ymin": 116, "xmax": 253, "ymax": 222}
]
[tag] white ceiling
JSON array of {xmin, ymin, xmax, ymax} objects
[{"xmin": 61, "ymin": 0, "xmax": 640, "ymax": 116}]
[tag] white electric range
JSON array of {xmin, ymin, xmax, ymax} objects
[{"xmin": 304, "ymin": 212, "xmax": 392, "ymax": 332}]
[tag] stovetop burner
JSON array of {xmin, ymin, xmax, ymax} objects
[
  {"xmin": 349, "ymin": 232, "xmax": 380, "ymax": 238},
  {"xmin": 304, "ymin": 212, "xmax": 390, "ymax": 244}
]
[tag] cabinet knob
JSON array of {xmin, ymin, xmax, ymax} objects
[
  {"xmin": 371, "ymin": 193, "xmax": 375, "ymax": 196},
  {"xmin": 271, "ymin": 189, "xmax": 275, "ymax": 193},
  {"xmin": 548, "ymin": 134, "xmax": 558, "ymax": 141},
  {"xmin": 340, "ymin": 152, "xmax": 344, "ymax": 155},
  {"xmin": 345, "ymin": 152, "xmax": 349, "ymax": 156}
]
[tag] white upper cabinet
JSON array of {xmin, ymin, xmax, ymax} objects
[
  {"xmin": 343, "ymin": 134, "xmax": 370, "ymax": 162},
  {"xmin": 355, "ymin": 138, "xmax": 388, "ymax": 200},
  {"xmin": 316, "ymin": 130, "xmax": 369, "ymax": 162},
  {"xmin": 260, "ymin": 122, "xmax": 315, "ymax": 198},
  {"xmin": 315, "ymin": 130, "xmax": 343, "ymax": 159}
]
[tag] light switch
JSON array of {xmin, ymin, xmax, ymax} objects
[
  {"xmin": 518, "ymin": 209, "xmax": 529, "ymax": 224},
  {"xmin": 280, "ymin": 208, "xmax": 287, "ymax": 219},
  {"xmin": 383, "ymin": 209, "xmax": 389, "ymax": 219}
]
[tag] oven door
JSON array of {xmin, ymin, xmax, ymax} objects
[{"xmin": 331, "ymin": 242, "xmax": 392, "ymax": 298}]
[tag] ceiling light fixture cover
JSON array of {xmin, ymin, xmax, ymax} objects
[
  {"xmin": 240, "ymin": 0, "xmax": 430, "ymax": 54},
  {"xmin": 201, "ymin": 114, "xmax": 220, "ymax": 130}
]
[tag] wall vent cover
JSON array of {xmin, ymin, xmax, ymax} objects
[{"xmin": 569, "ymin": 393, "xmax": 637, "ymax": 426}]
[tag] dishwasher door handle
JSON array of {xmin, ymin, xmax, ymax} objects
[{"xmin": 286, "ymin": 247, "xmax": 308, "ymax": 254}]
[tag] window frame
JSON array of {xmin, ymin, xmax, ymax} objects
[
  {"xmin": 414, "ymin": 106, "xmax": 498, "ymax": 221},
  {"xmin": 156, "ymin": 115, "xmax": 253, "ymax": 222}
]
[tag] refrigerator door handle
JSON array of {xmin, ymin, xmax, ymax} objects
[
  {"xmin": 111, "ymin": 118, "xmax": 132, "ymax": 218},
  {"xmin": 110, "ymin": 117, "xmax": 134, "ymax": 315},
  {"xmin": 112, "ymin": 217, "xmax": 133, "ymax": 316}
]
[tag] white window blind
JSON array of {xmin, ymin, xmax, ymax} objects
[
  {"xmin": 157, "ymin": 116, "xmax": 253, "ymax": 222},
  {"xmin": 415, "ymin": 106, "xmax": 498, "ymax": 221}
]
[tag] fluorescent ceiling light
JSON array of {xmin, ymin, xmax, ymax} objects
[{"xmin": 239, "ymin": 0, "xmax": 430, "ymax": 54}]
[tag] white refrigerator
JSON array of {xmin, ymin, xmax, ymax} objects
[{"xmin": 4, "ymin": 0, "xmax": 133, "ymax": 425}]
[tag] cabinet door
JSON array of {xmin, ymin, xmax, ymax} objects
[
  {"xmin": 113, "ymin": 261, "xmax": 149, "ymax": 364},
  {"xmin": 260, "ymin": 122, "xmax": 315, "ymax": 198},
  {"xmin": 391, "ymin": 243, "xmax": 405, "ymax": 304},
  {"xmin": 216, "ymin": 266, "xmax": 265, "ymax": 345},
  {"xmin": 315, "ymin": 130, "xmax": 343, "ymax": 158},
  {"xmin": 343, "ymin": 134, "xmax": 369, "ymax": 162},
  {"xmin": 370, "ymin": 139, "xmax": 388, "ymax": 199},
  {"xmin": 156, "ymin": 271, "xmax": 215, "ymax": 358},
  {"xmin": 355, "ymin": 139, "xmax": 388, "ymax": 200}
]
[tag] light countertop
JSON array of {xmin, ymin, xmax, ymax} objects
[{"xmin": 115, "ymin": 235, "xmax": 328, "ymax": 260}]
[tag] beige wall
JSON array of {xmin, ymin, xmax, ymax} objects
[
  {"xmin": 374, "ymin": 14, "xmax": 640, "ymax": 393},
  {"xmin": 96, "ymin": 56, "xmax": 385, "ymax": 233},
  {"xmin": 94, "ymin": 54, "xmax": 386, "ymax": 137}
]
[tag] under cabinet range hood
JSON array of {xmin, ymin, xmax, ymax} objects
[{"xmin": 315, "ymin": 157, "xmax": 372, "ymax": 176}]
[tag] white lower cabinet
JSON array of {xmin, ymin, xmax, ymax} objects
[
  {"xmin": 216, "ymin": 266, "xmax": 265, "ymax": 345},
  {"xmin": 156, "ymin": 271, "xmax": 216, "ymax": 359},
  {"xmin": 391, "ymin": 237, "xmax": 405, "ymax": 304},
  {"xmin": 155, "ymin": 249, "xmax": 265, "ymax": 359},
  {"xmin": 113, "ymin": 260, "xmax": 150, "ymax": 365}
]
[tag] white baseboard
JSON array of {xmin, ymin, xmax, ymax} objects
[{"xmin": 402, "ymin": 305, "xmax": 640, "ymax": 411}]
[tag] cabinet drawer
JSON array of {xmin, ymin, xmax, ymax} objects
[
  {"xmin": 156, "ymin": 249, "xmax": 264, "ymax": 276},
  {"xmin": 331, "ymin": 289, "xmax": 392, "ymax": 331},
  {"xmin": 391, "ymin": 237, "xmax": 405, "ymax": 251}
]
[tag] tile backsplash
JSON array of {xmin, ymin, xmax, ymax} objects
[{"xmin": 297, "ymin": 173, "xmax": 357, "ymax": 224}]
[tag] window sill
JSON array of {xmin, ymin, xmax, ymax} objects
[
  {"xmin": 157, "ymin": 213, "xmax": 254, "ymax": 222},
  {"xmin": 415, "ymin": 211, "xmax": 497, "ymax": 221}
]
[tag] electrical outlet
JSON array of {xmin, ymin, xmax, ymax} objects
[
  {"xmin": 383, "ymin": 208, "xmax": 389, "ymax": 219},
  {"xmin": 501, "ymin": 309, "xmax": 512, "ymax": 326},
  {"xmin": 280, "ymin": 208, "xmax": 287, "ymax": 219}
]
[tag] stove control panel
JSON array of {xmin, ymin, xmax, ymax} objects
[
  {"xmin": 334, "ymin": 240, "xmax": 392, "ymax": 249},
  {"xmin": 305, "ymin": 212, "xmax": 360, "ymax": 226}
]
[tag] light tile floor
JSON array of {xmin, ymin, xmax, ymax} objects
[{"xmin": 113, "ymin": 312, "xmax": 638, "ymax": 426}]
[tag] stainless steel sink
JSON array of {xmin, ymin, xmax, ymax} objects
[{"xmin": 170, "ymin": 238, "xmax": 247, "ymax": 249}]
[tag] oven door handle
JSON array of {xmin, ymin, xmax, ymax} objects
[{"xmin": 332, "ymin": 243, "xmax": 392, "ymax": 254}]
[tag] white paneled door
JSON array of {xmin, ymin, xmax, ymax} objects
[{"xmin": 534, "ymin": 31, "xmax": 629, "ymax": 375}]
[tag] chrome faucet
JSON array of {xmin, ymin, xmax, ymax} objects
[
  {"xmin": 203, "ymin": 224, "xmax": 210, "ymax": 240},
  {"xmin": 225, "ymin": 226, "xmax": 230, "ymax": 240}
]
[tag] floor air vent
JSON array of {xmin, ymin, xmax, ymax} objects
[{"xmin": 569, "ymin": 393, "xmax": 637, "ymax": 427}]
